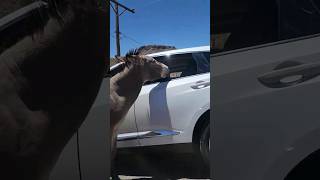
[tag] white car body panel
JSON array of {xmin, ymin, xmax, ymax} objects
[
  {"xmin": 134, "ymin": 73, "xmax": 210, "ymax": 146},
  {"xmin": 212, "ymin": 34, "xmax": 320, "ymax": 180},
  {"xmin": 116, "ymin": 46, "xmax": 210, "ymax": 148}
]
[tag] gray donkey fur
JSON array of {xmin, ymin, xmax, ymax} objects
[
  {"xmin": 0, "ymin": 0, "xmax": 107, "ymax": 179},
  {"xmin": 110, "ymin": 48, "xmax": 169, "ymax": 168}
]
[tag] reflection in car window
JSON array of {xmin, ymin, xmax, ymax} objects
[
  {"xmin": 192, "ymin": 52, "xmax": 210, "ymax": 74},
  {"xmin": 144, "ymin": 52, "xmax": 210, "ymax": 85},
  {"xmin": 213, "ymin": 0, "xmax": 278, "ymax": 52},
  {"xmin": 213, "ymin": 0, "xmax": 320, "ymax": 53},
  {"xmin": 279, "ymin": 0, "xmax": 320, "ymax": 40}
]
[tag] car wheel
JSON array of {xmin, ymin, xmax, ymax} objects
[
  {"xmin": 284, "ymin": 150, "xmax": 320, "ymax": 180},
  {"xmin": 198, "ymin": 121, "xmax": 210, "ymax": 166}
]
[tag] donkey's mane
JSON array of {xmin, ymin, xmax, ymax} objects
[
  {"xmin": 125, "ymin": 45, "xmax": 176, "ymax": 57},
  {"xmin": 106, "ymin": 45, "xmax": 175, "ymax": 77},
  {"xmin": 123, "ymin": 48, "xmax": 143, "ymax": 66},
  {"xmin": 123, "ymin": 44, "xmax": 176, "ymax": 65},
  {"xmin": 125, "ymin": 48, "xmax": 140, "ymax": 57}
]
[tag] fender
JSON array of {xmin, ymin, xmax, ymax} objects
[
  {"xmin": 183, "ymin": 102, "xmax": 210, "ymax": 142},
  {"xmin": 264, "ymin": 128, "xmax": 320, "ymax": 180}
]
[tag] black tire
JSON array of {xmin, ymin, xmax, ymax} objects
[
  {"xmin": 199, "ymin": 122, "xmax": 210, "ymax": 166},
  {"xmin": 285, "ymin": 150, "xmax": 320, "ymax": 180},
  {"xmin": 193, "ymin": 118, "xmax": 210, "ymax": 167}
]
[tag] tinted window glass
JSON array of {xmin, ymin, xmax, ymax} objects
[
  {"xmin": 192, "ymin": 52, "xmax": 210, "ymax": 74},
  {"xmin": 213, "ymin": 0, "xmax": 278, "ymax": 52},
  {"xmin": 278, "ymin": 0, "xmax": 320, "ymax": 39},
  {"xmin": 213, "ymin": 0, "xmax": 320, "ymax": 53},
  {"xmin": 144, "ymin": 52, "xmax": 210, "ymax": 85}
]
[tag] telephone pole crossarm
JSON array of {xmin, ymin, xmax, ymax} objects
[{"xmin": 110, "ymin": 0, "xmax": 135, "ymax": 13}]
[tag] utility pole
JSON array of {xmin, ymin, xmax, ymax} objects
[
  {"xmin": 110, "ymin": 0, "xmax": 135, "ymax": 57},
  {"xmin": 115, "ymin": 2, "xmax": 121, "ymax": 57}
]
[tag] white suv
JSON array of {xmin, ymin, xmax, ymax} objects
[{"xmin": 113, "ymin": 46, "xmax": 210, "ymax": 161}]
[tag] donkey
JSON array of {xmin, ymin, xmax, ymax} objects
[
  {"xmin": 110, "ymin": 48, "xmax": 169, "ymax": 177},
  {"xmin": 0, "ymin": 0, "xmax": 107, "ymax": 179}
]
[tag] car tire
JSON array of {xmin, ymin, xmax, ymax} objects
[
  {"xmin": 199, "ymin": 122, "xmax": 210, "ymax": 166},
  {"xmin": 284, "ymin": 150, "xmax": 320, "ymax": 180},
  {"xmin": 193, "ymin": 113, "xmax": 210, "ymax": 168}
]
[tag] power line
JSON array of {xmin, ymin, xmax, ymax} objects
[{"xmin": 121, "ymin": 33, "xmax": 143, "ymax": 45}]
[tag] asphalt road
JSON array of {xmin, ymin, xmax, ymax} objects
[{"xmin": 113, "ymin": 144, "xmax": 211, "ymax": 180}]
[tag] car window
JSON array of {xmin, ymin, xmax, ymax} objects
[
  {"xmin": 213, "ymin": 0, "xmax": 279, "ymax": 52},
  {"xmin": 278, "ymin": 0, "xmax": 320, "ymax": 40},
  {"xmin": 192, "ymin": 52, "xmax": 210, "ymax": 74},
  {"xmin": 213, "ymin": 0, "xmax": 320, "ymax": 53},
  {"xmin": 144, "ymin": 52, "xmax": 210, "ymax": 85}
]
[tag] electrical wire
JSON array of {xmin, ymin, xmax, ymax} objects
[{"xmin": 121, "ymin": 33, "xmax": 143, "ymax": 45}]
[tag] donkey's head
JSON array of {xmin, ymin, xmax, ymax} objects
[{"xmin": 119, "ymin": 48, "xmax": 170, "ymax": 83}]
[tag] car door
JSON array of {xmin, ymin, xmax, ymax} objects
[
  {"xmin": 116, "ymin": 107, "xmax": 139, "ymax": 147},
  {"xmin": 134, "ymin": 51, "xmax": 210, "ymax": 146},
  {"xmin": 212, "ymin": 0, "xmax": 320, "ymax": 180}
]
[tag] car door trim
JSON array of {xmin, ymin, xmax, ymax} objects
[
  {"xmin": 212, "ymin": 33, "xmax": 320, "ymax": 58},
  {"xmin": 117, "ymin": 130, "xmax": 181, "ymax": 141}
]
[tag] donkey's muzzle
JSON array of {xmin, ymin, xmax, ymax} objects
[{"xmin": 161, "ymin": 65, "xmax": 170, "ymax": 78}]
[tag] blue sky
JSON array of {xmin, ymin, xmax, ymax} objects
[{"xmin": 110, "ymin": 0, "xmax": 210, "ymax": 57}]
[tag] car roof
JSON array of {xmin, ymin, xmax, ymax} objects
[{"xmin": 147, "ymin": 45, "xmax": 210, "ymax": 57}]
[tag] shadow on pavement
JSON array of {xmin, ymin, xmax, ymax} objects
[{"xmin": 114, "ymin": 144, "xmax": 210, "ymax": 180}]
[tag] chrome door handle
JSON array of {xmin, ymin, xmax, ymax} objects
[
  {"xmin": 258, "ymin": 61, "xmax": 320, "ymax": 88},
  {"xmin": 191, "ymin": 81, "xmax": 210, "ymax": 89}
]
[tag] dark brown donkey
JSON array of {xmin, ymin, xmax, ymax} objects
[
  {"xmin": 110, "ymin": 48, "xmax": 169, "ymax": 177},
  {"xmin": 0, "ymin": 0, "xmax": 107, "ymax": 179}
]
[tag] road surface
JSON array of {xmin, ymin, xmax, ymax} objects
[{"xmin": 113, "ymin": 144, "xmax": 211, "ymax": 180}]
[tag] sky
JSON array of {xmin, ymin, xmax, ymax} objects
[{"xmin": 110, "ymin": 0, "xmax": 210, "ymax": 57}]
